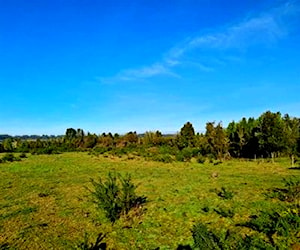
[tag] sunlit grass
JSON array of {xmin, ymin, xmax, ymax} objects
[{"xmin": 0, "ymin": 153, "xmax": 298, "ymax": 249}]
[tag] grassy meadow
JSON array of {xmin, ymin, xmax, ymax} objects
[{"xmin": 0, "ymin": 152, "xmax": 299, "ymax": 249}]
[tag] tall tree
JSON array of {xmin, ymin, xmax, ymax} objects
[
  {"xmin": 205, "ymin": 122, "xmax": 228, "ymax": 159},
  {"xmin": 65, "ymin": 128, "xmax": 77, "ymax": 141},
  {"xmin": 214, "ymin": 122, "xmax": 229, "ymax": 160},
  {"xmin": 282, "ymin": 114, "xmax": 300, "ymax": 166},
  {"xmin": 257, "ymin": 111, "xmax": 284, "ymax": 160},
  {"xmin": 177, "ymin": 122, "xmax": 195, "ymax": 149}
]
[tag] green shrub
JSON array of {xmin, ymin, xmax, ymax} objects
[
  {"xmin": 93, "ymin": 146, "xmax": 111, "ymax": 155},
  {"xmin": 196, "ymin": 155, "xmax": 206, "ymax": 164},
  {"xmin": 151, "ymin": 154, "xmax": 173, "ymax": 163},
  {"xmin": 216, "ymin": 187, "xmax": 234, "ymax": 200},
  {"xmin": 213, "ymin": 160, "xmax": 222, "ymax": 165},
  {"xmin": 242, "ymin": 208, "xmax": 300, "ymax": 243},
  {"xmin": 207, "ymin": 154, "xmax": 216, "ymax": 163},
  {"xmin": 31, "ymin": 147, "xmax": 60, "ymax": 155},
  {"xmin": 192, "ymin": 222, "xmax": 273, "ymax": 250},
  {"xmin": 2, "ymin": 153, "xmax": 19, "ymax": 162},
  {"xmin": 111, "ymin": 148, "xmax": 127, "ymax": 157},
  {"xmin": 181, "ymin": 147, "xmax": 194, "ymax": 161},
  {"xmin": 201, "ymin": 206, "xmax": 211, "ymax": 213},
  {"xmin": 158, "ymin": 145, "xmax": 176, "ymax": 155},
  {"xmin": 19, "ymin": 152, "xmax": 27, "ymax": 158},
  {"xmin": 214, "ymin": 207, "xmax": 235, "ymax": 218},
  {"xmin": 266, "ymin": 177, "xmax": 300, "ymax": 203},
  {"xmin": 76, "ymin": 233, "xmax": 106, "ymax": 250},
  {"xmin": 192, "ymin": 223, "xmax": 221, "ymax": 250},
  {"xmin": 175, "ymin": 152, "xmax": 185, "ymax": 162},
  {"xmin": 236, "ymin": 206, "xmax": 299, "ymax": 249},
  {"xmin": 89, "ymin": 172, "xmax": 146, "ymax": 223},
  {"xmin": 235, "ymin": 235, "xmax": 273, "ymax": 250}
]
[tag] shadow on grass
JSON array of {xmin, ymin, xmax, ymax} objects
[
  {"xmin": 288, "ymin": 166, "xmax": 300, "ymax": 170},
  {"xmin": 0, "ymin": 243, "xmax": 11, "ymax": 249},
  {"xmin": 153, "ymin": 245, "xmax": 192, "ymax": 250},
  {"xmin": 176, "ymin": 244, "xmax": 192, "ymax": 250}
]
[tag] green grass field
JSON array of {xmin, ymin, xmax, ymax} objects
[{"xmin": 0, "ymin": 152, "xmax": 299, "ymax": 249}]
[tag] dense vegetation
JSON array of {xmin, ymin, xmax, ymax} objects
[
  {"xmin": 0, "ymin": 110, "xmax": 299, "ymax": 249},
  {"xmin": 1, "ymin": 111, "xmax": 299, "ymax": 164}
]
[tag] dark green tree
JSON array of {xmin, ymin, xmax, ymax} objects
[
  {"xmin": 282, "ymin": 114, "xmax": 300, "ymax": 166},
  {"xmin": 257, "ymin": 111, "xmax": 285, "ymax": 160},
  {"xmin": 177, "ymin": 122, "xmax": 195, "ymax": 149},
  {"xmin": 65, "ymin": 128, "xmax": 77, "ymax": 141},
  {"xmin": 205, "ymin": 122, "xmax": 228, "ymax": 160}
]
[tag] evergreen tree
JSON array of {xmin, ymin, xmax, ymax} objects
[
  {"xmin": 65, "ymin": 128, "xmax": 77, "ymax": 140},
  {"xmin": 177, "ymin": 122, "xmax": 195, "ymax": 149},
  {"xmin": 282, "ymin": 114, "xmax": 300, "ymax": 166},
  {"xmin": 257, "ymin": 111, "xmax": 285, "ymax": 159},
  {"xmin": 205, "ymin": 122, "xmax": 228, "ymax": 159}
]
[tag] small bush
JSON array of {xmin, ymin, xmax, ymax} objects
[
  {"xmin": 2, "ymin": 153, "xmax": 20, "ymax": 162},
  {"xmin": 192, "ymin": 222, "xmax": 273, "ymax": 249},
  {"xmin": 266, "ymin": 177, "xmax": 300, "ymax": 203},
  {"xmin": 31, "ymin": 146, "xmax": 60, "ymax": 155},
  {"xmin": 19, "ymin": 152, "xmax": 27, "ymax": 158},
  {"xmin": 213, "ymin": 160, "xmax": 222, "ymax": 165},
  {"xmin": 152, "ymin": 154, "xmax": 173, "ymax": 163},
  {"xmin": 238, "ymin": 207, "xmax": 300, "ymax": 249},
  {"xmin": 197, "ymin": 155, "xmax": 206, "ymax": 164},
  {"xmin": 111, "ymin": 148, "xmax": 127, "ymax": 157},
  {"xmin": 89, "ymin": 172, "xmax": 146, "ymax": 223},
  {"xmin": 207, "ymin": 154, "xmax": 216, "ymax": 163},
  {"xmin": 192, "ymin": 223, "xmax": 221, "ymax": 250},
  {"xmin": 202, "ymin": 206, "xmax": 211, "ymax": 213},
  {"xmin": 175, "ymin": 152, "xmax": 185, "ymax": 162},
  {"xmin": 181, "ymin": 147, "xmax": 194, "ymax": 161},
  {"xmin": 214, "ymin": 207, "xmax": 235, "ymax": 218},
  {"xmin": 235, "ymin": 235, "xmax": 273, "ymax": 249},
  {"xmin": 93, "ymin": 147, "xmax": 111, "ymax": 155},
  {"xmin": 216, "ymin": 187, "xmax": 234, "ymax": 200},
  {"xmin": 242, "ymin": 208, "xmax": 300, "ymax": 238},
  {"xmin": 76, "ymin": 233, "xmax": 106, "ymax": 250}
]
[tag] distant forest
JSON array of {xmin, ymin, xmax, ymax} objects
[{"xmin": 1, "ymin": 111, "xmax": 299, "ymax": 164}]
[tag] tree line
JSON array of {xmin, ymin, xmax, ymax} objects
[{"xmin": 1, "ymin": 111, "xmax": 299, "ymax": 163}]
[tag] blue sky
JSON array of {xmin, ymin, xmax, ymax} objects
[{"xmin": 1, "ymin": 0, "xmax": 300, "ymax": 135}]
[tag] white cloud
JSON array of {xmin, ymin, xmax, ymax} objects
[
  {"xmin": 171, "ymin": 1, "xmax": 298, "ymax": 56},
  {"xmin": 100, "ymin": 63, "xmax": 180, "ymax": 83},
  {"xmin": 120, "ymin": 63, "xmax": 177, "ymax": 79},
  {"xmin": 100, "ymin": 1, "xmax": 299, "ymax": 83}
]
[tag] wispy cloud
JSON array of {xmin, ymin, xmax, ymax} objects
[
  {"xmin": 168, "ymin": 0, "xmax": 299, "ymax": 58},
  {"xmin": 118, "ymin": 63, "xmax": 179, "ymax": 80},
  {"xmin": 100, "ymin": 62, "xmax": 180, "ymax": 84},
  {"xmin": 187, "ymin": 15, "xmax": 283, "ymax": 50},
  {"xmin": 101, "ymin": 1, "xmax": 299, "ymax": 83}
]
